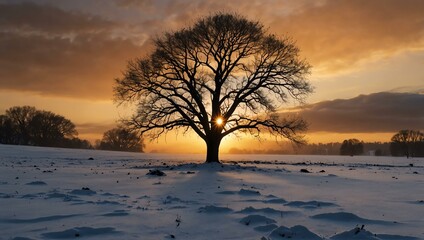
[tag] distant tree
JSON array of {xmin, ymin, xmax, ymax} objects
[
  {"xmin": 62, "ymin": 138, "xmax": 93, "ymax": 149},
  {"xmin": 362, "ymin": 142, "xmax": 390, "ymax": 156},
  {"xmin": 115, "ymin": 13, "xmax": 312, "ymax": 163},
  {"xmin": 5, "ymin": 106, "xmax": 37, "ymax": 144},
  {"xmin": 0, "ymin": 106, "xmax": 90, "ymax": 149},
  {"xmin": 0, "ymin": 115, "xmax": 14, "ymax": 144},
  {"xmin": 29, "ymin": 110, "xmax": 78, "ymax": 146},
  {"xmin": 98, "ymin": 127, "xmax": 144, "ymax": 152},
  {"xmin": 390, "ymin": 130, "xmax": 424, "ymax": 158},
  {"xmin": 340, "ymin": 139, "xmax": 364, "ymax": 156},
  {"xmin": 374, "ymin": 149, "xmax": 383, "ymax": 156}
]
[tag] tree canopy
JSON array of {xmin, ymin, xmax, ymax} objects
[
  {"xmin": 115, "ymin": 13, "xmax": 312, "ymax": 163},
  {"xmin": 0, "ymin": 106, "xmax": 91, "ymax": 149},
  {"xmin": 390, "ymin": 130, "xmax": 424, "ymax": 157},
  {"xmin": 340, "ymin": 139, "xmax": 364, "ymax": 156},
  {"xmin": 97, "ymin": 127, "xmax": 144, "ymax": 152}
]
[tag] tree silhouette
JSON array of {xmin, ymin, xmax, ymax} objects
[
  {"xmin": 0, "ymin": 106, "xmax": 90, "ymax": 149},
  {"xmin": 390, "ymin": 130, "xmax": 424, "ymax": 158},
  {"xmin": 5, "ymin": 106, "xmax": 37, "ymax": 144},
  {"xmin": 115, "ymin": 13, "xmax": 312, "ymax": 163},
  {"xmin": 0, "ymin": 115, "xmax": 14, "ymax": 144},
  {"xmin": 29, "ymin": 110, "xmax": 78, "ymax": 146},
  {"xmin": 98, "ymin": 127, "xmax": 144, "ymax": 152},
  {"xmin": 340, "ymin": 139, "xmax": 364, "ymax": 156}
]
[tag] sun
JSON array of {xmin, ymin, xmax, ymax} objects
[{"xmin": 216, "ymin": 117, "xmax": 224, "ymax": 126}]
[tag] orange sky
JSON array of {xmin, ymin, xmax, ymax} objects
[{"xmin": 0, "ymin": 0, "xmax": 423, "ymax": 153}]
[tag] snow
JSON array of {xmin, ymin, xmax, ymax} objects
[{"xmin": 0, "ymin": 144, "xmax": 423, "ymax": 239}]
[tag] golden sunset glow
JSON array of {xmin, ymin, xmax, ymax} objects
[
  {"xmin": 216, "ymin": 117, "xmax": 224, "ymax": 126},
  {"xmin": 0, "ymin": 0, "xmax": 423, "ymax": 153}
]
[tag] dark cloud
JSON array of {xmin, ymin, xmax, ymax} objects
[
  {"xmin": 0, "ymin": 2, "xmax": 114, "ymax": 34},
  {"xmin": 116, "ymin": 0, "xmax": 424, "ymax": 73},
  {"xmin": 0, "ymin": 31, "xmax": 145, "ymax": 99},
  {"xmin": 0, "ymin": 2, "xmax": 150, "ymax": 100},
  {"xmin": 1, "ymin": 0, "xmax": 423, "ymax": 100},
  {"xmin": 113, "ymin": 0, "xmax": 320, "ymax": 35},
  {"xmin": 275, "ymin": 0, "xmax": 424, "ymax": 72},
  {"xmin": 295, "ymin": 92, "xmax": 424, "ymax": 133}
]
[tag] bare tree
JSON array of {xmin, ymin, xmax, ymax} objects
[
  {"xmin": 390, "ymin": 130, "xmax": 424, "ymax": 158},
  {"xmin": 1, "ymin": 106, "xmax": 89, "ymax": 149},
  {"xmin": 98, "ymin": 127, "xmax": 144, "ymax": 152},
  {"xmin": 29, "ymin": 110, "xmax": 78, "ymax": 146},
  {"xmin": 5, "ymin": 106, "xmax": 37, "ymax": 145},
  {"xmin": 340, "ymin": 139, "xmax": 364, "ymax": 156},
  {"xmin": 115, "ymin": 13, "xmax": 312, "ymax": 163},
  {"xmin": 0, "ymin": 115, "xmax": 14, "ymax": 144}
]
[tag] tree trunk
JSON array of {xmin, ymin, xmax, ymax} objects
[{"xmin": 205, "ymin": 137, "xmax": 221, "ymax": 163}]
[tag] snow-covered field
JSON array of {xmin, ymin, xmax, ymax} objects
[{"xmin": 0, "ymin": 144, "xmax": 423, "ymax": 240}]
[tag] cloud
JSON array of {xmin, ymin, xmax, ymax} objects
[
  {"xmin": 1, "ymin": 0, "xmax": 423, "ymax": 100},
  {"xmin": 294, "ymin": 92, "xmax": 424, "ymax": 133},
  {"xmin": 0, "ymin": 2, "xmax": 114, "ymax": 34},
  {"xmin": 113, "ymin": 0, "xmax": 322, "ymax": 36},
  {"xmin": 0, "ymin": 31, "xmax": 145, "ymax": 99},
  {"xmin": 116, "ymin": 0, "xmax": 424, "ymax": 73},
  {"xmin": 76, "ymin": 122, "xmax": 117, "ymax": 136},
  {"xmin": 0, "ymin": 2, "xmax": 150, "ymax": 100},
  {"xmin": 274, "ymin": 0, "xmax": 424, "ymax": 73}
]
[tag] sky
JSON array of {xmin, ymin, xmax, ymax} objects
[{"xmin": 0, "ymin": 0, "xmax": 423, "ymax": 153}]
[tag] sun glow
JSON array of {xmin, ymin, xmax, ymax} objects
[{"xmin": 216, "ymin": 117, "xmax": 224, "ymax": 125}]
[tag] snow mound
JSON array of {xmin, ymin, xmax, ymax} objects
[
  {"xmin": 45, "ymin": 192, "xmax": 67, "ymax": 199},
  {"xmin": 285, "ymin": 200, "xmax": 337, "ymax": 209},
  {"xmin": 215, "ymin": 190, "xmax": 236, "ymax": 195},
  {"xmin": 69, "ymin": 188, "xmax": 96, "ymax": 196},
  {"xmin": 376, "ymin": 234, "xmax": 421, "ymax": 240},
  {"xmin": 163, "ymin": 195, "xmax": 182, "ymax": 204},
  {"xmin": 146, "ymin": 169, "xmax": 166, "ymax": 176},
  {"xmin": 311, "ymin": 212, "xmax": 393, "ymax": 224},
  {"xmin": 216, "ymin": 188, "xmax": 261, "ymax": 196},
  {"xmin": 25, "ymin": 181, "xmax": 47, "ymax": 185},
  {"xmin": 268, "ymin": 225, "xmax": 323, "ymax": 240},
  {"xmin": 0, "ymin": 193, "xmax": 12, "ymax": 198},
  {"xmin": 239, "ymin": 188, "xmax": 261, "ymax": 195},
  {"xmin": 330, "ymin": 226, "xmax": 379, "ymax": 240},
  {"xmin": 198, "ymin": 205, "xmax": 233, "ymax": 213},
  {"xmin": 240, "ymin": 214, "xmax": 276, "ymax": 226},
  {"xmin": 44, "ymin": 191, "xmax": 80, "ymax": 202},
  {"xmin": 20, "ymin": 193, "xmax": 41, "ymax": 199},
  {"xmin": 101, "ymin": 210, "xmax": 129, "ymax": 217},
  {"xmin": 163, "ymin": 195, "xmax": 198, "ymax": 205},
  {"xmin": 41, "ymin": 227, "xmax": 120, "ymax": 239},
  {"xmin": 1, "ymin": 214, "xmax": 81, "ymax": 224},
  {"xmin": 254, "ymin": 224, "xmax": 278, "ymax": 232},
  {"xmin": 264, "ymin": 198, "xmax": 287, "ymax": 204},
  {"xmin": 410, "ymin": 200, "xmax": 424, "ymax": 205},
  {"xmin": 237, "ymin": 206, "xmax": 296, "ymax": 216},
  {"xmin": 94, "ymin": 200, "xmax": 122, "ymax": 205}
]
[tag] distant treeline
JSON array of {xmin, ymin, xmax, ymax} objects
[
  {"xmin": 0, "ymin": 106, "xmax": 144, "ymax": 152},
  {"xmin": 95, "ymin": 127, "xmax": 144, "ymax": 153},
  {"xmin": 228, "ymin": 129, "xmax": 424, "ymax": 158},
  {"xmin": 294, "ymin": 141, "xmax": 392, "ymax": 156},
  {"xmin": 228, "ymin": 142, "xmax": 392, "ymax": 156},
  {"xmin": 0, "ymin": 106, "xmax": 91, "ymax": 149},
  {"xmin": 2, "ymin": 106, "xmax": 421, "ymax": 156},
  {"xmin": 389, "ymin": 130, "xmax": 424, "ymax": 158}
]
